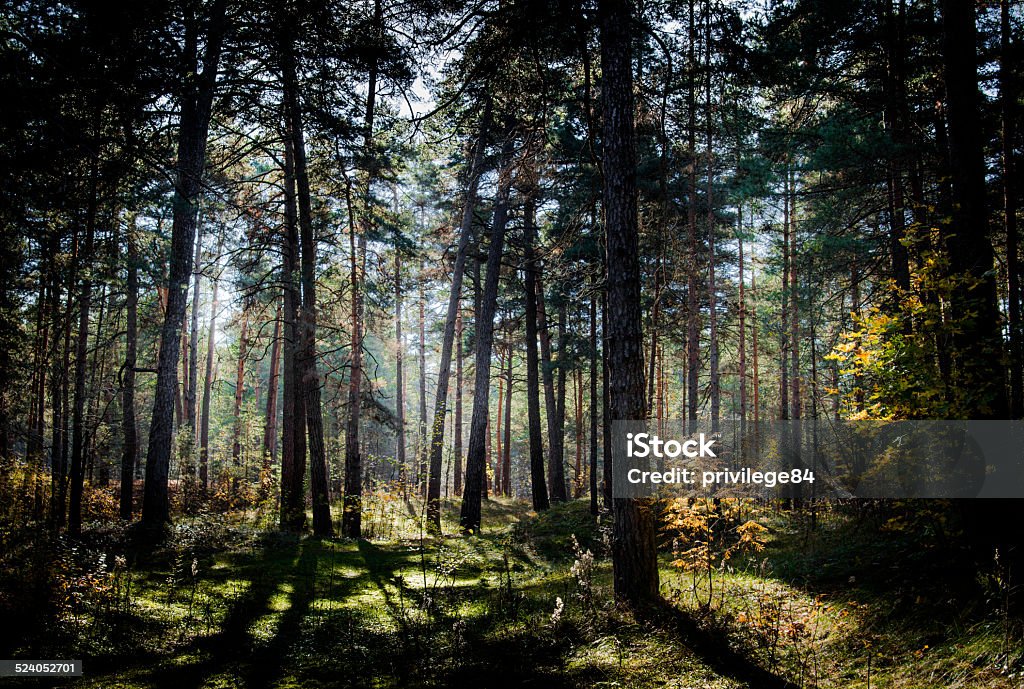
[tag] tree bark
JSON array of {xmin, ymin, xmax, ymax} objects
[
  {"xmin": 425, "ymin": 103, "xmax": 491, "ymax": 529},
  {"xmin": 524, "ymin": 196, "xmax": 550, "ymax": 512},
  {"xmin": 537, "ymin": 278, "xmax": 567, "ymax": 501},
  {"xmin": 199, "ymin": 261, "xmax": 219, "ymax": 493},
  {"xmin": 142, "ymin": 0, "xmax": 228, "ymax": 528},
  {"xmin": 460, "ymin": 150, "xmax": 513, "ymax": 533},
  {"xmin": 601, "ymin": 0, "xmax": 660, "ymax": 606},
  {"xmin": 120, "ymin": 223, "xmax": 138, "ymax": 520},
  {"xmin": 262, "ymin": 302, "xmax": 282, "ymax": 473}
]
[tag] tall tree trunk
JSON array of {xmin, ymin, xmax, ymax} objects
[
  {"xmin": 537, "ymin": 279, "xmax": 567, "ymax": 501},
  {"xmin": 454, "ymin": 308, "xmax": 463, "ymax": 495},
  {"xmin": 395, "ymin": 235, "xmax": 407, "ymax": 492},
  {"xmin": 187, "ymin": 222, "xmax": 202, "ymax": 435},
  {"xmin": 262, "ymin": 302, "xmax": 282, "ymax": 473},
  {"xmin": 418, "ymin": 262, "xmax": 427, "ymax": 498},
  {"xmin": 340, "ymin": 0, "xmax": 381, "ymax": 538},
  {"xmin": 120, "ymin": 223, "xmax": 139, "ymax": 520},
  {"xmin": 589, "ymin": 292, "xmax": 599, "ymax": 516},
  {"xmin": 280, "ymin": 129, "xmax": 307, "ymax": 533},
  {"xmin": 705, "ymin": 5, "xmax": 720, "ymax": 434},
  {"xmin": 523, "ymin": 195, "xmax": 550, "ymax": 512},
  {"xmin": 940, "ymin": 0, "xmax": 1007, "ymax": 418},
  {"xmin": 502, "ymin": 350, "xmax": 512, "ymax": 497},
  {"xmin": 460, "ymin": 151, "xmax": 513, "ymax": 533},
  {"xmin": 737, "ymin": 209, "xmax": 747, "ymax": 459},
  {"xmin": 495, "ymin": 349, "xmax": 504, "ymax": 496},
  {"xmin": 142, "ymin": 0, "xmax": 228, "ymax": 528},
  {"xmin": 284, "ymin": 49, "xmax": 333, "ymax": 537},
  {"xmin": 601, "ymin": 0, "xmax": 659, "ymax": 606},
  {"xmin": 69, "ymin": 152, "xmax": 98, "ymax": 537},
  {"xmin": 425, "ymin": 102, "xmax": 491, "ymax": 528},
  {"xmin": 686, "ymin": 0, "xmax": 700, "ymax": 433},
  {"xmin": 199, "ymin": 263, "xmax": 218, "ymax": 493},
  {"xmin": 780, "ymin": 172, "xmax": 790, "ymax": 421},
  {"xmin": 1002, "ymin": 0, "xmax": 1021, "ymax": 417},
  {"xmin": 232, "ymin": 310, "xmax": 248, "ymax": 467},
  {"xmin": 789, "ymin": 168, "xmax": 800, "ymax": 422},
  {"xmin": 602, "ymin": 290, "xmax": 612, "ymax": 509}
]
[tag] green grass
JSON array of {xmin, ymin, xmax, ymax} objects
[{"xmin": 3, "ymin": 499, "xmax": 1021, "ymax": 688}]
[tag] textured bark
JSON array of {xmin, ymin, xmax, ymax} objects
[
  {"xmin": 425, "ymin": 103, "xmax": 491, "ymax": 528},
  {"xmin": 460, "ymin": 154, "xmax": 513, "ymax": 533},
  {"xmin": 142, "ymin": 0, "xmax": 228, "ymax": 528},
  {"xmin": 279, "ymin": 130, "xmax": 306, "ymax": 533},
  {"xmin": 601, "ymin": 0, "xmax": 659, "ymax": 606},
  {"xmin": 523, "ymin": 196, "xmax": 549, "ymax": 512},
  {"xmin": 340, "ymin": 0, "xmax": 381, "ymax": 538},
  {"xmin": 285, "ymin": 48, "xmax": 333, "ymax": 537}
]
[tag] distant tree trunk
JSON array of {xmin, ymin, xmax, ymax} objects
[
  {"xmin": 705, "ymin": 9, "xmax": 719, "ymax": 434},
  {"xmin": 789, "ymin": 169, "xmax": 801, "ymax": 423},
  {"xmin": 523, "ymin": 195, "xmax": 550, "ymax": 512},
  {"xmin": 601, "ymin": 0, "xmax": 660, "ymax": 606},
  {"xmin": 143, "ymin": 0, "xmax": 228, "ymax": 528},
  {"xmin": 602, "ymin": 291, "xmax": 612, "ymax": 509},
  {"xmin": 737, "ymin": 211, "xmax": 747, "ymax": 457},
  {"xmin": 537, "ymin": 279, "xmax": 567, "ymax": 501},
  {"xmin": 502, "ymin": 350, "xmax": 512, "ymax": 497},
  {"xmin": 262, "ymin": 303, "xmax": 282, "ymax": 473},
  {"xmin": 780, "ymin": 172, "xmax": 790, "ymax": 421},
  {"xmin": 589, "ymin": 293, "xmax": 599, "ymax": 515},
  {"xmin": 461, "ymin": 152, "xmax": 513, "ymax": 533},
  {"xmin": 232, "ymin": 310, "xmax": 248, "ymax": 467},
  {"xmin": 418, "ymin": 263, "xmax": 427, "ymax": 498},
  {"xmin": 395, "ymin": 236, "xmax": 407, "ymax": 492},
  {"xmin": 425, "ymin": 102, "xmax": 491, "ymax": 528},
  {"xmin": 752, "ymin": 267, "xmax": 760, "ymax": 428},
  {"xmin": 120, "ymin": 224, "xmax": 139, "ymax": 520},
  {"xmin": 1001, "ymin": 0, "xmax": 1021, "ymax": 417},
  {"xmin": 454, "ymin": 308, "xmax": 463, "ymax": 495},
  {"xmin": 187, "ymin": 224, "xmax": 202, "ymax": 434},
  {"xmin": 69, "ymin": 156, "xmax": 98, "ymax": 536},
  {"xmin": 686, "ymin": 0, "xmax": 700, "ymax": 433},
  {"xmin": 49, "ymin": 264, "xmax": 67, "ymax": 527},
  {"xmin": 495, "ymin": 349, "xmax": 504, "ymax": 496},
  {"xmin": 199, "ymin": 264, "xmax": 219, "ymax": 493},
  {"xmin": 574, "ymin": 366, "xmax": 584, "ymax": 496}
]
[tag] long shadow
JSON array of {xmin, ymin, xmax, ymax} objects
[{"xmin": 117, "ymin": 536, "xmax": 303, "ymax": 689}]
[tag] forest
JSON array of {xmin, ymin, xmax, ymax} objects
[{"xmin": 1, "ymin": 0, "xmax": 1023, "ymax": 686}]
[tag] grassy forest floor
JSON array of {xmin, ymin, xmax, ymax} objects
[{"xmin": 2, "ymin": 496, "xmax": 1022, "ymax": 689}]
